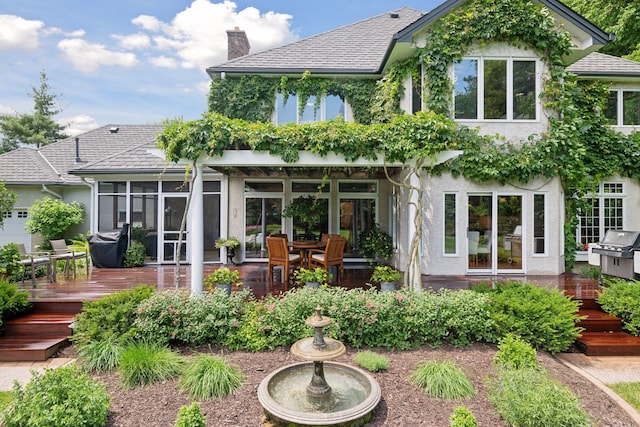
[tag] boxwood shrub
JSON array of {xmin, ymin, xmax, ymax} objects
[
  {"xmin": 598, "ymin": 278, "xmax": 640, "ymax": 336},
  {"xmin": 2, "ymin": 365, "xmax": 109, "ymax": 427},
  {"xmin": 484, "ymin": 281, "xmax": 583, "ymax": 353},
  {"xmin": 71, "ymin": 285, "xmax": 155, "ymax": 347}
]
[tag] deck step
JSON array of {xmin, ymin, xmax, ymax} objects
[
  {"xmin": 577, "ymin": 309, "xmax": 623, "ymax": 332},
  {"xmin": 4, "ymin": 313, "xmax": 74, "ymax": 337},
  {"xmin": 0, "ymin": 336, "xmax": 69, "ymax": 361},
  {"xmin": 30, "ymin": 299, "xmax": 84, "ymax": 315},
  {"xmin": 576, "ymin": 332, "xmax": 640, "ymax": 356}
]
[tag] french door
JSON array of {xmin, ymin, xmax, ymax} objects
[{"xmin": 467, "ymin": 193, "xmax": 523, "ymax": 273}]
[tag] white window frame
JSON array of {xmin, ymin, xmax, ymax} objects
[
  {"xmin": 577, "ymin": 182, "xmax": 625, "ymax": 246},
  {"xmin": 442, "ymin": 192, "xmax": 458, "ymax": 257},
  {"xmin": 274, "ymin": 93, "xmax": 346, "ymax": 125},
  {"xmin": 453, "ymin": 56, "xmax": 540, "ymax": 122},
  {"xmin": 606, "ymin": 89, "xmax": 640, "ymax": 127}
]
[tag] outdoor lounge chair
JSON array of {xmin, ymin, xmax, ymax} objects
[
  {"xmin": 50, "ymin": 239, "xmax": 89, "ymax": 280},
  {"xmin": 18, "ymin": 244, "xmax": 53, "ymax": 287},
  {"xmin": 309, "ymin": 236, "xmax": 346, "ymax": 284}
]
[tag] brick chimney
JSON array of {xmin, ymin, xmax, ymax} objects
[{"xmin": 227, "ymin": 27, "xmax": 250, "ymax": 60}]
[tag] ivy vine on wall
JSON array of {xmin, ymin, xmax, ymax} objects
[{"xmin": 166, "ymin": 0, "xmax": 640, "ymax": 270}]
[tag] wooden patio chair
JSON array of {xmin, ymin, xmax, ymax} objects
[
  {"xmin": 309, "ymin": 236, "xmax": 346, "ymax": 284},
  {"xmin": 266, "ymin": 236, "xmax": 302, "ymax": 290},
  {"xmin": 18, "ymin": 244, "xmax": 53, "ymax": 287},
  {"xmin": 50, "ymin": 239, "xmax": 89, "ymax": 280}
]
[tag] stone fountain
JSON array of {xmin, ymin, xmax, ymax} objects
[{"xmin": 257, "ymin": 306, "xmax": 381, "ymax": 426}]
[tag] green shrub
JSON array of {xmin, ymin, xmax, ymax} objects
[
  {"xmin": 71, "ymin": 285, "xmax": 155, "ymax": 347},
  {"xmin": 487, "ymin": 281, "xmax": 583, "ymax": 353},
  {"xmin": 175, "ymin": 402, "xmax": 206, "ymax": 427},
  {"xmin": 487, "ymin": 368, "xmax": 591, "ymax": 426},
  {"xmin": 598, "ymin": 278, "xmax": 640, "ymax": 336},
  {"xmin": 77, "ymin": 334, "xmax": 124, "ymax": 373},
  {"xmin": 0, "ymin": 280, "xmax": 31, "ymax": 328},
  {"xmin": 1, "ymin": 365, "xmax": 109, "ymax": 427},
  {"xmin": 225, "ymin": 301, "xmax": 270, "ymax": 351},
  {"xmin": 0, "ymin": 243, "xmax": 22, "ymax": 281},
  {"xmin": 119, "ymin": 341, "xmax": 183, "ymax": 388},
  {"xmin": 449, "ymin": 406, "xmax": 477, "ymax": 427},
  {"xmin": 493, "ymin": 333, "xmax": 538, "ymax": 370},
  {"xmin": 135, "ymin": 289, "xmax": 249, "ymax": 346},
  {"xmin": 25, "ymin": 197, "xmax": 84, "ymax": 241},
  {"xmin": 124, "ymin": 242, "xmax": 146, "ymax": 267},
  {"xmin": 179, "ymin": 354, "xmax": 245, "ymax": 399},
  {"xmin": 354, "ymin": 350, "xmax": 389, "ymax": 372},
  {"xmin": 410, "ymin": 360, "xmax": 476, "ymax": 400},
  {"xmin": 0, "ymin": 390, "xmax": 13, "ymax": 413}
]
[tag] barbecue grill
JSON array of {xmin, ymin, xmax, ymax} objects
[{"xmin": 590, "ymin": 230, "xmax": 640, "ymax": 279}]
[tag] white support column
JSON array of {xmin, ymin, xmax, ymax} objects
[
  {"xmin": 190, "ymin": 162, "xmax": 204, "ymax": 295},
  {"xmin": 407, "ymin": 172, "xmax": 421, "ymax": 290}
]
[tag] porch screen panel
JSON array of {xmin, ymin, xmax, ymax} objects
[
  {"xmin": 130, "ymin": 182, "xmax": 159, "ymax": 261},
  {"xmin": 98, "ymin": 181, "xmax": 126, "ymax": 232}
]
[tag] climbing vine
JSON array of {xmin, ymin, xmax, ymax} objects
[{"xmin": 169, "ymin": 0, "xmax": 640, "ymax": 270}]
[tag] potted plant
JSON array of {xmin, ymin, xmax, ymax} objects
[
  {"xmin": 293, "ymin": 267, "xmax": 328, "ymax": 288},
  {"xmin": 204, "ymin": 267, "xmax": 243, "ymax": 295},
  {"xmin": 370, "ymin": 265, "xmax": 402, "ymax": 292},
  {"xmin": 359, "ymin": 224, "xmax": 394, "ymax": 265},
  {"xmin": 215, "ymin": 237, "xmax": 241, "ymax": 265}
]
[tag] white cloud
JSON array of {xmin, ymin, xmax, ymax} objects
[
  {"xmin": 149, "ymin": 55, "xmax": 179, "ymax": 68},
  {"xmin": 59, "ymin": 115, "xmax": 100, "ymax": 136},
  {"xmin": 125, "ymin": 0, "xmax": 296, "ymax": 70},
  {"xmin": 57, "ymin": 38, "xmax": 139, "ymax": 73},
  {"xmin": 0, "ymin": 104, "xmax": 16, "ymax": 115},
  {"xmin": 113, "ymin": 33, "xmax": 151, "ymax": 50},
  {"xmin": 0, "ymin": 15, "xmax": 43, "ymax": 51}
]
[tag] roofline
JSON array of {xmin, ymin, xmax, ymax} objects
[
  {"xmin": 68, "ymin": 168, "xmax": 186, "ymax": 176},
  {"xmin": 571, "ymin": 71, "xmax": 640, "ymax": 77},
  {"xmin": 394, "ymin": 0, "xmax": 612, "ymax": 45},
  {"xmin": 206, "ymin": 66, "xmax": 383, "ymax": 76}
]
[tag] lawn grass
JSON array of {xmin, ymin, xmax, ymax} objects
[
  {"xmin": 608, "ymin": 382, "xmax": 640, "ymax": 412},
  {"xmin": 0, "ymin": 390, "xmax": 13, "ymax": 412}
]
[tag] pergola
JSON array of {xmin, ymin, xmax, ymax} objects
[{"xmin": 155, "ymin": 149, "xmax": 462, "ymax": 294}]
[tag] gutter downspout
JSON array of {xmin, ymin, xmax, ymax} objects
[
  {"xmin": 81, "ymin": 177, "xmax": 96, "ymax": 235},
  {"xmin": 41, "ymin": 184, "xmax": 63, "ymax": 200}
]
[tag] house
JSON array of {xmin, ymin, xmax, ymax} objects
[{"xmin": 2, "ymin": 0, "xmax": 640, "ymax": 293}]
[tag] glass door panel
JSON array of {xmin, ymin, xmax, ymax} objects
[
  {"xmin": 245, "ymin": 197, "xmax": 283, "ymax": 259},
  {"xmin": 162, "ymin": 196, "xmax": 187, "ymax": 262},
  {"xmin": 498, "ymin": 195, "xmax": 523, "ymax": 271},
  {"xmin": 339, "ymin": 198, "xmax": 376, "ymax": 258},
  {"xmin": 468, "ymin": 194, "xmax": 492, "ymax": 271}
]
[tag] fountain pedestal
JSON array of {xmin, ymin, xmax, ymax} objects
[{"xmin": 258, "ymin": 307, "xmax": 381, "ymax": 426}]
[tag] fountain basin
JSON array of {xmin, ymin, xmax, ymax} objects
[{"xmin": 258, "ymin": 361, "xmax": 381, "ymax": 426}]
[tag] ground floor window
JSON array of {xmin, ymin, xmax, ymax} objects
[
  {"xmin": 533, "ymin": 193, "xmax": 546, "ymax": 255},
  {"xmin": 578, "ymin": 182, "xmax": 624, "ymax": 247},
  {"xmin": 338, "ymin": 181, "xmax": 378, "ymax": 258},
  {"xmin": 443, "ymin": 193, "xmax": 457, "ymax": 255}
]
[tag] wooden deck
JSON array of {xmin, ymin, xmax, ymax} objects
[{"xmin": 4, "ymin": 264, "xmax": 640, "ymax": 360}]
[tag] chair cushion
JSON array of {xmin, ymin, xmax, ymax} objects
[
  {"xmin": 288, "ymin": 254, "xmax": 301, "ymax": 261},
  {"xmin": 311, "ymin": 254, "xmax": 325, "ymax": 261}
]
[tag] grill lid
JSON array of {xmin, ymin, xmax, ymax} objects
[{"xmin": 599, "ymin": 230, "xmax": 640, "ymax": 248}]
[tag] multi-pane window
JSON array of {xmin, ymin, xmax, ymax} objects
[
  {"xmin": 454, "ymin": 57, "xmax": 537, "ymax": 121},
  {"xmin": 2, "ymin": 211, "xmax": 10, "ymax": 219},
  {"xmin": 443, "ymin": 193, "xmax": 457, "ymax": 255},
  {"xmin": 275, "ymin": 93, "xmax": 345, "ymax": 125},
  {"xmin": 604, "ymin": 90, "xmax": 640, "ymax": 126},
  {"xmin": 533, "ymin": 194, "xmax": 546, "ymax": 254},
  {"xmin": 578, "ymin": 183, "xmax": 624, "ymax": 246}
]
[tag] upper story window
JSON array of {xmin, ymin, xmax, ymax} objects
[
  {"xmin": 275, "ymin": 93, "xmax": 345, "ymax": 125},
  {"xmin": 453, "ymin": 57, "xmax": 538, "ymax": 121},
  {"xmin": 604, "ymin": 90, "xmax": 640, "ymax": 126}
]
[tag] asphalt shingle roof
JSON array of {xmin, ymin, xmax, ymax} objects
[
  {"xmin": 207, "ymin": 8, "xmax": 424, "ymax": 75},
  {"xmin": 568, "ymin": 52, "xmax": 640, "ymax": 76},
  {"xmin": 0, "ymin": 124, "xmax": 167, "ymax": 185}
]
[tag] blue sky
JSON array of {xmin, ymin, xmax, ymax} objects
[{"xmin": 1, "ymin": 1, "xmax": 440, "ymax": 135}]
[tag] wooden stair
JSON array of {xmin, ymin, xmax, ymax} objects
[
  {"xmin": 568, "ymin": 289, "xmax": 640, "ymax": 356},
  {"xmin": 0, "ymin": 299, "xmax": 82, "ymax": 361}
]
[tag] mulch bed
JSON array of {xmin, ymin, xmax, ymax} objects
[{"xmin": 69, "ymin": 343, "xmax": 637, "ymax": 426}]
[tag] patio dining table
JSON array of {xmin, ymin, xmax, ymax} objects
[{"xmin": 290, "ymin": 240, "xmax": 326, "ymax": 269}]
